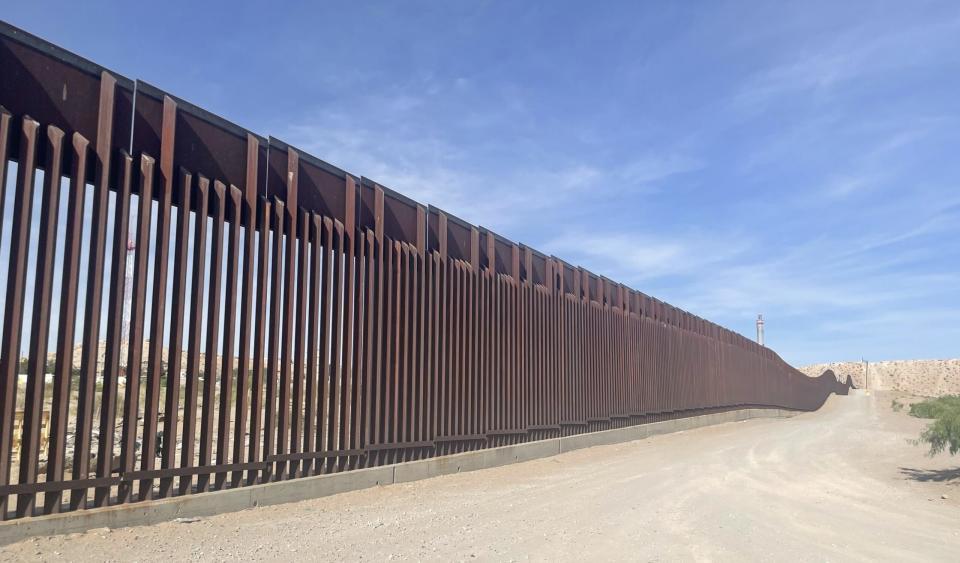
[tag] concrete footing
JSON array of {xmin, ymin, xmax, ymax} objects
[{"xmin": 0, "ymin": 407, "xmax": 798, "ymax": 544}]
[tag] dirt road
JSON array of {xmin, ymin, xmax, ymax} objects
[{"xmin": 3, "ymin": 392, "xmax": 958, "ymax": 562}]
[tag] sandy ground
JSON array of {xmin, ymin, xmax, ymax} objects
[{"xmin": 3, "ymin": 392, "xmax": 958, "ymax": 562}]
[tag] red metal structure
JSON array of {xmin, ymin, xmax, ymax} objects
[{"xmin": 0, "ymin": 21, "xmax": 850, "ymax": 520}]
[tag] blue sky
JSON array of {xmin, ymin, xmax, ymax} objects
[{"xmin": 4, "ymin": 1, "xmax": 959, "ymax": 366}]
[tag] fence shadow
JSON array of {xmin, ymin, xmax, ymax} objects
[{"xmin": 899, "ymin": 466, "xmax": 960, "ymax": 483}]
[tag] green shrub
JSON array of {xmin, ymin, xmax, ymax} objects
[
  {"xmin": 909, "ymin": 395, "xmax": 960, "ymax": 456},
  {"xmin": 909, "ymin": 395, "xmax": 960, "ymax": 419}
]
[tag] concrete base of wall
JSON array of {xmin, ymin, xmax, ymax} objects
[{"xmin": 0, "ymin": 407, "xmax": 800, "ymax": 544}]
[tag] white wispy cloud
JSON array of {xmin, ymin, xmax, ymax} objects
[
  {"xmin": 540, "ymin": 230, "xmax": 750, "ymax": 285},
  {"xmin": 617, "ymin": 154, "xmax": 702, "ymax": 186},
  {"xmin": 284, "ymin": 116, "xmax": 607, "ymax": 230},
  {"xmin": 280, "ymin": 89, "xmax": 701, "ymax": 235},
  {"xmin": 733, "ymin": 17, "xmax": 960, "ymax": 113}
]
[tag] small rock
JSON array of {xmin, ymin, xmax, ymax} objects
[
  {"xmin": 942, "ymin": 494, "xmax": 949, "ymax": 500},
  {"xmin": 174, "ymin": 517, "xmax": 202, "ymax": 524}
]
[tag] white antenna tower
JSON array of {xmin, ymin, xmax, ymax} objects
[{"xmin": 121, "ymin": 237, "xmax": 136, "ymax": 368}]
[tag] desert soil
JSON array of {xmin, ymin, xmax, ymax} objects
[
  {"xmin": 799, "ymin": 359, "xmax": 960, "ymax": 396},
  {"xmin": 2, "ymin": 391, "xmax": 958, "ymax": 562}
]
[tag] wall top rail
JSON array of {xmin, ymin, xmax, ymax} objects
[
  {"xmin": 359, "ymin": 176, "xmax": 424, "ymax": 246},
  {"xmin": 1, "ymin": 22, "xmax": 133, "ymax": 167}
]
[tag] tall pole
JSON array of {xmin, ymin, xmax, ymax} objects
[
  {"xmin": 121, "ymin": 238, "xmax": 135, "ymax": 368},
  {"xmin": 756, "ymin": 314, "xmax": 764, "ymax": 346}
]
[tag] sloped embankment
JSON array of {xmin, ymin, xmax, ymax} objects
[{"xmin": 798, "ymin": 359, "xmax": 960, "ymax": 397}]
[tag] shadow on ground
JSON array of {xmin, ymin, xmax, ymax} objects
[{"xmin": 899, "ymin": 466, "xmax": 960, "ymax": 483}]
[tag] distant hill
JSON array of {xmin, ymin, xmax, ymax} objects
[{"xmin": 798, "ymin": 359, "xmax": 960, "ymax": 397}]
